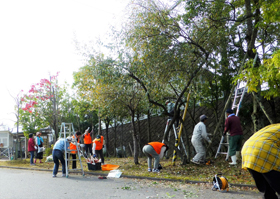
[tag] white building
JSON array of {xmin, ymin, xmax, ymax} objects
[{"xmin": 0, "ymin": 125, "xmax": 13, "ymax": 159}]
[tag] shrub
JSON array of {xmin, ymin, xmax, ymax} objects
[{"xmin": 45, "ymin": 148, "xmax": 52, "ymax": 156}]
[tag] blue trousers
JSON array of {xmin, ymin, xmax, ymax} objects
[
  {"xmin": 142, "ymin": 145, "xmax": 159, "ymax": 169},
  {"xmin": 30, "ymin": 151, "xmax": 34, "ymax": 164},
  {"xmin": 52, "ymin": 149, "xmax": 65, "ymax": 175}
]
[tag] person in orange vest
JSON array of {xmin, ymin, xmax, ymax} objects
[
  {"xmin": 82, "ymin": 128, "xmax": 93, "ymax": 158},
  {"xmin": 92, "ymin": 135, "xmax": 104, "ymax": 164},
  {"xmin": 69, "ymin": 131, "xmax": 81, "ymax": 169},
  {"xmin": 142, "ymin": 142, "xmax": 168, "ymax": 173}
]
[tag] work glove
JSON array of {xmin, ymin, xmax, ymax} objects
[{"xmin": 93, "ymin": 154, "xmax": 97, "ymax": 158}]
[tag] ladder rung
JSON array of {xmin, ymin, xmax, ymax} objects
[
  {"xmin": 220, "ymin": 143, "xmax": 229, "ymax": 145},
  {"xmin": 218, "ymin": 152, "xmax": 228, "ymax": 155}
]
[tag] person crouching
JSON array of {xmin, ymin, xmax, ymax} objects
[{"xmin": 142, "ymin": 142, "xmax": 168, "ymax": 173}]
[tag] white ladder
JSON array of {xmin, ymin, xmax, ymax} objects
[
  {"xmin": 215, "ymin": 82, "xmax": 247, "ymax": 160},
  {"xmin": 59, "ymin": 122, "xmax": 84, "ymax": 177}
]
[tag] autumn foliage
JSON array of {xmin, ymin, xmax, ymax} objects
[{"xmin": 19, "ymin": 72, "xmax": 60, "ymax": 135}]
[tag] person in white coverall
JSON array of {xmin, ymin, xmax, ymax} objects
[{"xmin": 191, "ymin": 115, "xmax": 212, "ymax": 164}]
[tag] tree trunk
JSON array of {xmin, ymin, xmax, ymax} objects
[
  {"xmin": 251, "ymin": 94, "xmax": 258, "ymax": 133},
  {"xmin": 114, "ymin": 120, "xmax": 117, "ymax": 157},
  {"xmin": 131, "ymin": 110, "xmax": 139, "ymax": 164},
  {"xmin": 252, "ymin": 93, "xmax": 273, "ymax": 124},
  {"xmin": 268, "ymin": 98, "xmax": 277, "ymax": 123},
  {"xmin": 105, "ymin": 119, "xmax": 110, "ymax": 157},
  {"xmin": 147, "ymin": 109, "xmax": 151, "ymax": 142},
  {"xmin": 137, "ymin": 113, "xmax": 143, "ymax": 157},
  {"xmin": 121, "ymin": 121, "xmax": 124, "ymax": 153}
]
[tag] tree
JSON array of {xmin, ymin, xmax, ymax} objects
[
  {"xmin": 73, "ymin": 54, "xmax": 149, "ymax": 164},
  {"xmin": 11, "ymin": 91, "xmax": 23, "ymax": 160},
  {"xmin": 183, "ymin": 0, "xmax": 280, "ymax": 131},
  {"xmin": 20, "ymin": 73, "xmax": 65, "ymax": 139}
]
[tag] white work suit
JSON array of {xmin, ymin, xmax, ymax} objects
[{"xmin": 191, "ymin": 121, "xmax": 211, "ymax": 163}]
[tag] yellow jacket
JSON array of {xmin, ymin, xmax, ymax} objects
[{"xmin": 241, "ymin": 123, "xmax": 280, "ymax": 173}]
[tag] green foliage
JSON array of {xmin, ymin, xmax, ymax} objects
[
  {"xmin": 237, "ymin": 50, "xmax": 280, "ymax": 99},
  {"xmin": 44, "ymin": 147, "xmax": 52, "ymax": 156}
]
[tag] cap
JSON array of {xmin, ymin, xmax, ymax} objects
[
  {"xmin": 200, "ymin": 115, "xmax": 208, "ymax": 121},
  {"xmin": 36, "ymin": 132, "xmax": 40, "ymax": 136},
  {"xmin": 226, "ymin": 108, "xmax": 233, "ymax": 114},
  {"xmin": 96, "ymin": 135, "xmax": 101, "ymax": 139},
  {"xmin": 29, "ymin": 133, "xmax": 33, "ymax": 138},
  {"xmin": 165, "ymin": 100, "xmax": 170, "ymax": 104}
]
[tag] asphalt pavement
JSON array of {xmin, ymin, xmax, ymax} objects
[{"xmin": 0, "ymin": 168, "xmax": 263, "ymax": 199}]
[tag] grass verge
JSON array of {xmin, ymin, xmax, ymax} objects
[{"xmin": 0, "ymin": 155, "xmax": 256, "ymax": 188}]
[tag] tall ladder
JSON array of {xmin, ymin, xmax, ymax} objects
[
  {"xmin": 162, "ymin": 93, "xmax": 190, "ymax": 165},
  {"xmin": 171, "ymin": 92, "xmax": 191, "ymax": 165},
  {"xmin": 59, "ymin": 122, "xmax": 84, "ymax": 177},
  {"xmin": 215, "ymin": 82, "xmax": 247, "ymax": 160}
]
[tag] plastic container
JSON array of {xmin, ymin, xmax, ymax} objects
[{"xmin": 87, "ymin": 162, "xmax": 101, "ymax": 170}]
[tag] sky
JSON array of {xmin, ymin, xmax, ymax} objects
[{"xmin": 0, "ymin": 0, "xmax": 130, "ymax": 129}]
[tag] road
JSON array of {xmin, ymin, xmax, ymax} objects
[{"xmin": 0, "ymin": 168, "xmax": 263, "ymax": 199}]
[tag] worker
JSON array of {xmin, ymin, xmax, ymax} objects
[
  {"xmin": 92, "ymin": 135, "xmax": 104, "ymax": 164},
  {"xmin": 69, "ymin": 131, "xmax": 82, "ymax": 169},
  {"xmin": 241, "ymin": 124, "xmax": 280, "ymax": 199},
  {"xmin": 165, "ymin": 100, "xmax": 175, "ymax": 119},
  {"xmin": 191, "ymin": 115, "xmax": 211, "ymax": 164},
  {"xmin": 223, "ymin": 108, "xmax": 243, "ymax": 165},
  {"xmin": 82, "ymin": 127, "xmax": 93, "ymax": 158},
  {"xmin": 35, "ymin": 132, "xmax": 44, "ymax": 163},
  {"xmin": 165, "ymin": 99, "xmax": 179, "ymax": 127},
  {"xmin": 52, "ymin": 137, "xmax": 71, "ymax": 177},
  {"xmin": 142, "ymin": 142, "xmax": 168, "ymax": 173}
]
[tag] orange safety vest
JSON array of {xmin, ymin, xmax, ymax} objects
[
  {"xmin": 148, "ymin": 142, "xmax": 166, "ymax": 154},
  {"xmin": 70, "ymin": 135, "xmax": 80, "ymax": 154},
  {"xmin": 84, "ymin": 133, "xmax": 92, "ymax": 144},
  {"xmin": 93, "ymin": 136, "xmax": 103, "ymax": 150}
]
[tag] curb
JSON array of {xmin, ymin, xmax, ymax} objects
[{"xmin": 0, "ymin": 166, "xmax": 256, "ymax": 188}]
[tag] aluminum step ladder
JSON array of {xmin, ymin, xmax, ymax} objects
[
  {"xmin": 162, "ymin": 93, "xmax": 191, "ymax": 165},
  {"xmin": 162, "ymin": 118, "xmax": 188, "ymax": 162},
  {"xmin": 215, "ymin": 82, "xmax": 247, "ymax": 160},
  {"xmin": 59, "ymin": 122, "xmax": 84, "ymax": 177}
]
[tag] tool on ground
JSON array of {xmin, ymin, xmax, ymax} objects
[
  {"xmin": 212, "ymin": 174, "xmax": 229, "ymax": 192},
  {"xmin": 59, "ymin": 122, "xmax": 84, "ymax": 177},
  {"xmin": 98, "ymin": 176, "xmax": 107, "ymax": 179}
]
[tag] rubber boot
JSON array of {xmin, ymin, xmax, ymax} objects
[
  {"xmin": 229, "ymin": 155, "xmax": 237, "ymax": 165},
  {"xmin": 34, "ymin": 159, "xmax": 36, "ymax": 163},
  {"xmin": 40, "ymin": 160, "xmax": 42, "ymax": 163}
]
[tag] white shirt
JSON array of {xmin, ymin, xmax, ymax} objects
[{"xmin": 191, "ymin": 122, "xmax": 211, "ymax": 143}]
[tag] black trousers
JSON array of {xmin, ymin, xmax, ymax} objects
[
  {"xmin": 248, "ymin": 168, "xmax": 280, "ymax": 199},
  {"xmin": 71, "ymin": 154, "xmax": 76, "ymax": 169},
  {"xmin": 95, "ymin": 149, "xmax": 104, "ymax": 164},
  {"xmin": 84, "ymin": 144, "xmax": 92, "ymax": 157}
]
